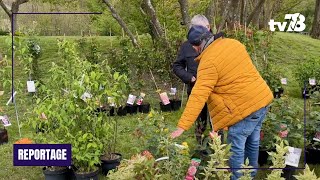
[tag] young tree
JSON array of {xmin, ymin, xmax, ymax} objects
[
  {"xmin": 0, "ymin": 0, "xmax": 29, "ymax": 32},
  {"xmin": 311, "ymin": 0, "xmax": 320, "ymax": 39},
  {"xmin": 102, "ymin": 0, "xmax": 139, "ymax": 47},
  {"xmin": 178, "ymin": 0, "xmax": 190, "ymax": 27},
  {"xmin": 246, "ymin": 0, "xmax": 266, "ymax": 26}
]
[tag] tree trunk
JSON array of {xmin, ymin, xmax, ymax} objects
[
  {"xmin": 218, "ymin": 0, "xmax": 232, "ymax": 31},
  {"xmin": 311, "ymin": 0, "xmax": 320, "ymax": 39},
  {"xmin": 103, "ymin": 0, "xmax": 139, "ymax": 47},
  {"xmin": 178, "ymin": 0, "xmax": 190, "ymax": 27},
  {"xmin": 0, "ymin": 0, "xmax": 29, "ymax": 33},
  {"xmin": 240, "ymin": 0, "xmax": 245, "ymax": 24},
  {"xmin": 228, "ymin": 0, "xmax": 240, "ymax": 24},
  {"xmin": 205, "ymin": 0, "xmax": 215, "ymax": 25},
  {"xmin": 142, "ymin": 0, "xmax": 164, "ymax": 39},
  {"xmin": 246, "ymin": 0, "xmax": 265, "ymax": 26}
]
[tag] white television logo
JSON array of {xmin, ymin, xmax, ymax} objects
[{"xmin": 268, "ymin": 13, "xmax": 305, "ymax": 32}]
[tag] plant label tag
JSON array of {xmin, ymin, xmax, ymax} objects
[
  {"xmin": 281, "ymin": 78, "xmax": 287, "ymax": 85},
  {"xmin": 313, "ymin": 132, "xmax": 320, "ymax": 142},
  {"xmin": 136, "ymin": 93, "xmax": 146, "ymax": 105},
  {"xmin": 170, "ymin": 88, "xmax": 177, "ymax": 95},
  {"xmin": 108, "ymin": 97, "xmax": 115, "ymax": 107},
  {"xmin": 160, "ymin": 92, "xmax": 170, "ymax": 105},
  {"xmin": 27, "ymin": 81, "xmax": 36, "ymax": 93},
  {"xmin": 0, "ymin": 115, "xmax": 11, "ymax": 127},
  {"xmin": 80, "ymin": 92, "xmax": 92, "ymax": 101},
  {"xmin": 309, "ymin": 78, "xmax": 316, "ymax": 86},
  {"xmin": 0, "ymin": 91, "xmax": 4, "ymax": 96},
  {"xmin": 126, "ymin": 94, "xmax": 136, "ymax": 105},
  {"xmin": 285, "ymin": 146, "xmax": 301, "ymax": 167}
]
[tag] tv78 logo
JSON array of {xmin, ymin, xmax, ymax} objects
[{"xmin": 268, "ymin": 13, "xmax": 305, "ymax": 32}]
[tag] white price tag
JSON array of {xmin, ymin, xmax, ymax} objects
[
  {"xmin": 0, "ymin": 115, "xmax": 11, "ymax": 127},
  {"xmin": 280, "ymin": 78, "xmax": 287, "ymax": 85},
  {"xmin": 309, "ymin": 78, "xmax": 316, "ymax": 86},
  {"xmin": 27, "ymin": 81, "xmax": 36, "ymax": 93},
  {"xmin": 81, "ymin": 92, "xmax": 92, "ymax": 101},
  {"xmin": 170, "ymin": 88, "xmax": 177, "ymax": 95},
  {"xmin": 108, "ymin": 97, "xmax": 115, "ymax": 107},
  {"xmin": 285, "ymin": 147, "xmax": 302, "ymax": 167},
  {"xmin": 126, "ymin": 94, "xmax": 136, "ymax": 105}
]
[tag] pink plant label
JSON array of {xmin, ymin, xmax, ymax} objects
[
  {"xmin": 136, "ymin": 93, "xmax": 145, "ymax": 105},
  {"xmin": 0, "ymin": 115, "xmax": 11, "ymax": 127},
  {"xmin": 185, "ymin": 158, "xmax": 201, "ymax": 180},
  {"xmin": 160, "ymin": 92, "xmax": 170, "ymax": 105}
]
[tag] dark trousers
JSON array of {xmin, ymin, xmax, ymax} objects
[
  {"xmin": 188, "ymin": 89, "xmax": 224, "ymax": 144},
  {"xmin": 187, "ymin": 91, "xmax": 210, "ymax": 143}
]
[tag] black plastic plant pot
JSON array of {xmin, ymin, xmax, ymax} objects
[
  {"xmin": 273, "ymin": 88, "xmax": 284, "ymax": 99},
  {"xmin": 117, "ymin": 106, "xmax": 127, "ymax": 116},
  {"xmin": 101, "ymin": 153, "xmax": 122, "ymax": 175},
  {"xmin": 159, "ymin": 102, "xmax": 171, "ymax": 112},
  {"xmin": 0, "ymin": 128, "xmax": 8, "ymax": 145},
  {"xmin": 43, "ymin": 167, "xmax": 71, "ymax": 180},
  {"xmin": 281, "ymin": 165, "xmax": 296, "ymax": 180},
  {"xmin": 126, "ymin": 104, "xmax": 138, "ymax": 114},
  {"xmin": 138, "ymin": 103, "xmax": 150, "ymax": 113},
  {"xmin": 74, "ymin": 168, "xmax": 99, "ymax": 180},
  {"xmin": 258, "ymin": 148, "xmax": 275, "ymax": 166},
  {"xmin": 306, "ymin": 146, "xmax": 320, "ymax": 164},
  {"xmin": 170, "ymin": 99, "xmax": 182, "ymax": 111},
  {"xmin": 108, "ymin": 107, "xmax": 115, "ymax": 116}
]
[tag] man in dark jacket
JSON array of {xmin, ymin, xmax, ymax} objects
[{"xmin": 173, "ymin": 15, "xmax": 211, "ymax": 143}]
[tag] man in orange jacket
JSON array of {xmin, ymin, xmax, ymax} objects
[{"xmin": 171, "ymin": 25, "xmax": 273, "ymax": 180}]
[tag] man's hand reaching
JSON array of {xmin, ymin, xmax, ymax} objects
[{"xmin": 171, "ymin": 127, "xmax": 185, "ymax": 139}]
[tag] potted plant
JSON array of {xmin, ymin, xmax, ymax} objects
[
  {"xmin": 169, "ymin": 88, "xmax": 181, "ymax": 111},
  {"xmin": 29, "ymin": 39, "xmax": 129, "ymax": 179},
  {"xmin": 0, "ymin": 127, "xmax": 8, "ymax": 145},
  {"xmin": 125, "ymin": 94, "xmax": 138, "ymax": 114},
  {"xmin": 306, "ymin": 110, "xmax": 320, "ymax": 164},
  {"xmin": 136, "ymin": 92, "xmax": 150, "ymax": 113}
]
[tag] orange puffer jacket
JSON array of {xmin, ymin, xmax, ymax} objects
[{"xmin": 178, "ymin": 38, "xmax": 273, "ymax": 131}]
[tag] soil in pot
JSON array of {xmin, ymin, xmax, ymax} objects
[
  {"xmin": 126, "ymin": 104, "xmax": 138, "ymax": 114},
  {"xmin": 101, "ymin": 153, "xmax": 122, "ymax": 175},
  {"xmin": 138, "ymin": 103, "xmax": 150, "ymax": 113},
  {"xmin": 0, "ymin": 128, "xmax": 8, "ymax": 145},
  {"xmin": 74, "ymin": 168, "xmax": 99, "ymax": 180},
  {"xmin": 117, "ymin": 106, "xmax": 127, "ymax": 116},
  {"xmin": 43, "ymin": 166, "xmax": 71, "ymax": 180},
  {"xmin": 170, "ymin": 99, "xmax": 182, "ymax": 111},
  {"xmin": 306, "ymin": 146, "xmax": 320, "ymax": 164},
  {"xmin": 159, "ymin": 102, "xmax": 171, "ymax": 112}
]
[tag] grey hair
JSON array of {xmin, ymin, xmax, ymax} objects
[{"xmin": 190, "ymin": 15, "xmax": 210, "ymax": 29}]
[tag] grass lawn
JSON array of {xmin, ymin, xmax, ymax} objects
[{"xmin": 0, "ymin": 32, "xmax": 320, "ymax": 179}]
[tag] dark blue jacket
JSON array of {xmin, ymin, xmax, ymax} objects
[{"xmin": 173, "ymin": 41, "xmax": 199, "ymax": 95}]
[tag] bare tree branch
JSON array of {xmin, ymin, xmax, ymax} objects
[
  {"xmin": 103, "ymin": 0, "xmax": 139, "ymax": 47},
  {"xmin": 0, "ymin": 0, "xmax": 12, "ymax": 16},
  {"xmin": 246, "ymin": 0, "xmax": 265, "ymax": 25},
  {"xmin": 178, "ymin": 0, "xmax": 190, "ymax": 27},
  {"xmin": 142, "ymin": 0, "xmax": 164, "ymax": 39}
]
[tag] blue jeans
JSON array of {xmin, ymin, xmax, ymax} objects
[{"xmin": 227, "ymin": 106, "xmax": 268, "ymax": 180}]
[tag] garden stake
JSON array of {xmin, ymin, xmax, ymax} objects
[
  {"xmin": 181, "ymin": 83, "xmax": 185, "ymax": 108},
  {"xmin": 303, "ymin": 81, "xmax": 307, "ymax": 166},
  {"xmin": 149, "ymin": 68, "xmax": 159, "ymax": 91}
]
